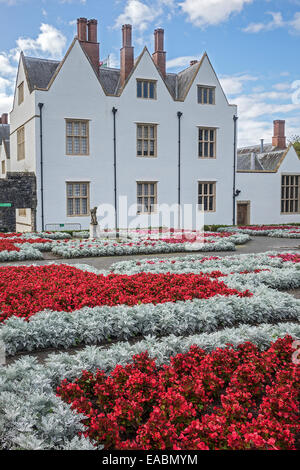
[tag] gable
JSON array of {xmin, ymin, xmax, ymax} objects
[{"xmin": 182, "ymin": 53, "xmax": 233, "ymax": 107}]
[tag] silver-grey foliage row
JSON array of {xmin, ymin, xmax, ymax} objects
[{"xmin": 0, "ymin": 322, "xmax": 299, "ymax": 450}]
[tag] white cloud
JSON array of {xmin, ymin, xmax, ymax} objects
[
  {"xmin": 166, "ymin": 55, "xmax": 199, "ymax": 69},
  {"xmin": 243, "ymin": 12, "xmax": 284, "ymax": 33},
  {"xmin": 179, "ymin": 0, "xmax": 253, "ymax": 27},
  {"xmin": 220, "ymin": 74, "xmax": 258, "ymax": 95},
  {"xmin": 114, "ymin": 0, "xmax": 161, "ymax": 32},
  {"xmin": 273, "ymin": 82, "xmax": 292, "ymax": 91},
  {"xmin": 0, "ymin": 23, "xmax": 66, "ymax": 114},
  {"xmin": 12, "ymin": 23, "xmax": 67, "ymax": 61},
  {"xmin": 0, "ymin": 54, "xmax": 17, "ymax": 76},
  {"xmin": 243, "ymin": 11, "xmax": 300, "ymax": 34}
]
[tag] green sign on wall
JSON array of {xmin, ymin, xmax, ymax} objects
[{"xmin": 0, "ymin": 203, "xmax": 12, "ymax": 207}]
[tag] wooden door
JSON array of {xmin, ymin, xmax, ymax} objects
[{"xmin": 237, "ymin": 203, "xmax": 250, "ymax": 226}]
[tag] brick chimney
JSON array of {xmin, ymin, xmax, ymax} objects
[
  {"xmin": 120, "ymin": 24, "xmax": 134, "ymax": 87},
  {"xmin": 77, "ymin": 17, "xmax": 87, "ymax": 41},
  {"xmin": 272, "ymin": 120, "xmax": 286, "ymax": 149},
  {"xmin": 77, "ymin": 18, "xmax": 100, "ymax": 73},
  {"xmin": 152, "ymin": 28, "xmax": 166, "ymax": 78},
  {"xmin": 0, "ymin": 113, "xmax": 8, "ymax": 124}
]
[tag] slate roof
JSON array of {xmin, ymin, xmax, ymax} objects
[
  {"xmin": 237, "ymin": 143, "xmax": 287, "ymax": 172},
  {"xmin": 23, "ymin": 56, "xmax": 60, "ymax": 92},
  {"xmin": 0, "ymin": 124, "xmax": 10, "ymax": 143},
  {"xmin": 0, "ymin": 124, "xmax": 10, "ymax": 158},
  {"xmin": 22, "ymin": 48, "xmax": 204, "ymax": 100}
]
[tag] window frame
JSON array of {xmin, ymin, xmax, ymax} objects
[
  {"xmin": 17, "ymin": 126, "xmax": 25, "ymax": 161},
  {"xmin": 66, "ymin": 182, "xmax": 90, "ymax": 217},
  {"xmin": 198, "ymin": 127, "xmax": 217, "ymax": 159},
  {"xmin": 65, "ymin": 119, "xmax": 90, "ymax": 156},
  {"xmin": 136, "ymin": 181, "xmax": 158, "ymax": 214},
  {"xmin": 281, "ymin": 174, "xmax": 300, "ymax": 215},
  {"xmin": 18, "ymin": 82, "xmax": 24, "ymax": 105},
  {"xmin": 198, "ymin": 181, "xmax": 216, "ymax": 212},
  {"xmin": 197, "ymin": 85, "xmax": 216, "ymax": 105},
  {"xmin": 136, "ymin": 123, "xmax": 158, "ymax": 158},
  {"xmin": 136, "ymin": 79, "xmax": 157, "ymax": 100},
  {"xmin": 18, "ymin": 208, "xmax": 26, "ymax": 217}
]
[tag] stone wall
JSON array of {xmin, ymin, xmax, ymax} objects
[{"xmin": 0, "ymin": 172, "xmax": 37, "ymax": 232}]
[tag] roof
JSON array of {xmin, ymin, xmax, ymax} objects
[
  {"xmin": 0, "ymin": 124, "xmax": 10, "ymax": 158},
  {"xmin": 237, "ymin": 142, "xmax": 288, "ymax": 172},
  {"xmin": 23, "ymin": 56, "xmax": 60, "ymax": 92},
  {"xmin": 21, "ymin": 46, "xmax": 210, "ymax": 100},
  {"xmin": 0, "ymin": 124, "xmax": 9, "ymax": 143}
]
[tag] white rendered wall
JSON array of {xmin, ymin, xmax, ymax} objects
[
  {"xmin": 236, "ymin": 147, "xmax": 300, "ymax": 224},
  {"xmin": 10, "ymin": 57, "xmax": 37, "ymax": 174},
  {"xmin": 30, "ymin": 42, "xmax": 237, "ymax": 231}
]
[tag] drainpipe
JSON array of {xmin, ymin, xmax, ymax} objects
[
  {"xmin": 177, "ymin": 111, "xmax": 183, "ymax": 229},
  {"xmin": 112, "ymin": 107, "xmax": 119, "ymax": 238},
  {"xmin": 232, "ymin": 115, "xmax": 238, "ymax": 226},
  {"xmin": 38, "ymin": 103, "xmax": 44, "ymax": 232}
]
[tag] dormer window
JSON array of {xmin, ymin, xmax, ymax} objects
[
  {"xmin": 18, "ymin": 82, "xmax": 24, "ymax": 105},
  {"xmin": 197, "ymin": 86, "xmax": 215, "ymax": 105},
  {"xmin": 137, "ymin": 80, "xmax": 156, "ymax": 99}
]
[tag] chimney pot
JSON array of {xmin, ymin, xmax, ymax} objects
[
  {"xmin": 122, "ymin": 24, "xmax": 132, "ymax": 47},
  {"xmin": 77, "ymin": 17, "xmax": 87, "ymax": 42},
  {"xmin": 120, "ymin": 24, "xmax": 134, "ymax": 87},
  {"xmin": 88, "ymin": 19, "xmax": 98, "ymax": 43},
  {"xmin": 78, "ymin": 18, "xmax": 100, "ymax": 74},
  {"xmin": 260, "ymin": 139, "xmax": 264, "ymax": 153},
  {"xmin": 272, "ymin": 120, "xmax": 286, "ymax": 149},
  {"xmin": 152, "ymin": 28, "xmax": 166, "ymax": 78}
]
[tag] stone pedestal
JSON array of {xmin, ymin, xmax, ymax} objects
[{"xmin": 89, "ymin": 224, "xmax": 99, "ymax": 239}]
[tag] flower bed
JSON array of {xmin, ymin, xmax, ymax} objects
[
  {"xmin": 218, "ymin": 225, "xmax": 300, "ymax": 238},
  {"xmin": 0, "ymin": 249, "xmax": 299, "ymax": 450},
  {"xmin": 1, "ymin": 252, "xmax": 299, "ymax": 356},
  {"xmin": 0, "ymin": 230, "xmax": 251, "ymax": 261},
  {"xmin": 1, "ymin": 323, "xmax": 299, "ymax": 450},
  {"xmin": 0, "ymin": 265, "xmax": 251, "ymax": 323},
  {"xmin": 57, "ymin": 336, "xmax": 299, "ymax": 450}
]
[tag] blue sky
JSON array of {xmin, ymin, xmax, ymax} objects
[{"xmin": 0, "ymin": 0, "xmax": 300, "ymax": 145}]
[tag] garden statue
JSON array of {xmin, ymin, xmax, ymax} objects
[{"xmin": 90, "ymin": 207, "xmax": 98, "ymax": 226}]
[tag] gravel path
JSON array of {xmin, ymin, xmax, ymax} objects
[{"xmin": 0, "ymin": 236, "xmax": 299, "ymax": 271}]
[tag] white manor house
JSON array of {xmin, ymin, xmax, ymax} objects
[{"xmin": 0, "ymin": 17, "xmax": 299, "ymax": 232}]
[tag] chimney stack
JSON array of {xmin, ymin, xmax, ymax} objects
[
  {"xmin": 272, "ymin": 120, "xmax": 286, "ymax": 149},
  {"xmin": 152, "ymin": 28, "xmax": 166, "ymax": 78},
  {"xmin": 0, "ymin": 113, "xmax": 8, "ymax": 124},
  {"xmin": 120, "ymin": 24, "xmax": 134, "ymax": 87},
  {"xmin": 77, "ymin": 18, "xmax": 100, "ymax": 73},
  {"xmin": 190, "ymin": 60, "xmax": 198, "ymax": 66},
  {"xmin": 77, "ymin": 18, "xmax": 87, "ymax": 42},
  {"xmin": 88, "ymin": 19, "xmax": 98, "ymax": 43}
]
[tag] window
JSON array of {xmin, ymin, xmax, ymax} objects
[
  {"xmin": 1, "ymin": 161, "xmax": 5, "ymax": 174},
  {"xmin": 66, "ymin": 182, "xmax": 90, "ymax": 216},
  {"xmin": 198, "ymin": 182, "xmax": 216, "ymax": 212},
  {"xmin": 137, "ymin": 124, "xmax": 157, "ymax": 157},
  {"xmin": 66, "ymin": 120, "xmax": 89, "ymax": 155},
  {"xmin": 18, "ymin": 209, "xmax": 26, "ymax": 217},
  {"xmin": 18, "ymin": 82, "xmax": 24, "ymax": 105},
  {"xmin": 137, "ymin": 182, "xmax": 157, "ymax": 214},
  {"xmin": 17, "ymin": 126, "xmax": 25, "ymax": 161},
  {"xmin": 281, "ymin": 175, "xmax": 300, "ymax": 214},
  {"xmin": 137, "ymin": 80, "xmax": 156, "ymax": 99},
  {"xmin": 198, "ymin": 128, "xmax": 216, "ymax": 159},
  {"xmin": 197, "ymin": 86, "xmax": 215, "ymax": 105}
]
